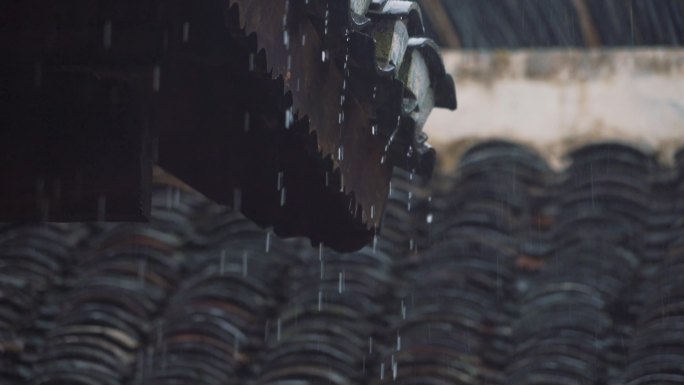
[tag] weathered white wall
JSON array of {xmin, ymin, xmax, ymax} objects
[{"xmin": 425, "ymin": 49, "xmax": 684, "ymax": 167}]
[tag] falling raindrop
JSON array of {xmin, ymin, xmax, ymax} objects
[
  {"xmin": 320, "ymin": 259, "xmax": 324, "ymax": 279},
  {"xmin": 265, "ymin": 232, "xmax": 271, "ymax": 253},
  {"xmin": 338, "ymin": 271, "xmax": 344, "ymax": 294},
  {"xmin": 276, "ymin": 318, "xmax": 281, "ymax": 341},
  {"xmin": 277, "ymin": 171, "xmax": 284, "ymax": 191},
  {"xmin": 280, "ymin": 188, "xmax": 286, "ymax": 207},
  {"xmin": 285, "ymin": 107, "xmax": 294, "ymax": 129},
  {"xmin": 426, "ymin": 213, "xmax": 433, "ymax": 224},
  {"xmin": 182, "ymin": 22, "xmax": 190, "ymax": 42},
  {"xmin": 401, "ymin": 299, "xmax": 406, "ymax": 319},
  {"xmin": 373, "ymin": 235, "xmax": 378, "ymax": 254},
  {"xmin": 318, "ymin": 290, "xmax": 323, "ymax": 311},
  {"xmin": 243, "ymin": 112, "xmax": 250, "ymax": 132},
  {"xmin": 248, "ymin": 53, "xmax": 255, "ymax": 71},
  {"xmin": 152, "ymin": 66, "xmax": 161, "ymax": 92},
  {"xmin": 372, "ymin": 124, "xmax": 378, "ymax": 135},
  {"xmin": 103, "ymin": 20, "xmax": 112, "ymax": 48},
  {"xmin": 396, "ymin": 334, "xmax": 401, "ymax": 351},
  {"xmin": 319, "ymin": 243, "xmax": 324, "ymax": 260},
  {"xmin": 380, "ymin": 363, "xmax": 385, "ymax": 380}
]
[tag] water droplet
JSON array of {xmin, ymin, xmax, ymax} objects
[
  {"xmin": 248, "ymin": 53, "xmax": 255, "ymax": 71},
  {"xmin": 401, "ymin": 300, "xmax": 406, "ymax": 319},
  {"xmin": 426, "ymin": 213, "xmax": 433, "ymax": 224},
  {"xmin": 182, "ymin": 22, "xmax": 190, "ymax": 42},
  {"xmin": 242, "ymin": 251, "xmax": 248, "ymax": 277},
  {"xmin": 301, "ymin": 34, "xmax": 307, "ymax": 46},
  {"xmin": 277, "ymin": 171, "xmax": 284, "ymax": 191},
  {"xmin": 321, "ymin": 50, "xmax": 327, "ymax": 62},
  {"xmin": 380, "ymin": 363, "xmax": 385, "ymax": 380},
  {"xmin": 243, "ymin": 112, "xmax": 250, "ymax": 132},
  {"xmin": 397, "ymin": 334, "xmax": 401, "ymax": 351},
  {"xmin": 103, "ymin": 20, "xmax": 112, "ymax": 48},
  {"xmin": 285, "ymin": 107, "xmax": 294, "ymax": 129},
  {"xmin": 319, "ymin": 243, "xmax": 324, "ymax": 260},
  {"xmin": 276, "ymin": 318, "xmax": 281, "ymax": 341},
  {"xmin": 393, "ymin": 361, "xmax": 398, "ymax": 380},
  {"xmin": 338, "ymin": 271, "xmax": 344, "ymax": 294},
  {"xmin": 372, "ymin": 124, "xmax": 378, "ymax": 135},
  {"xmin": 318, "ymin": 290, "xmax": 323, "ymax": 311},
  {"xmin": 320, "ymin": 259, "xmax": 324, "ymax": 279},
  {"xmin": 265, "ymin": 232, "xmax": 271, "ymax": 253},
  {"xmin": 152, "ymin": 66, "xmax": 161, "ymax": 92},
  {"xmin": 280, "ymin": 188, "xmax": 286, "ymax": 206}
]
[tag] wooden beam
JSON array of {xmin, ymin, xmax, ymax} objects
[
  {"xmin": 417, "ymin": 0, "xmax": 461, "ymax": 49},
  {"xmin": 572, "ymin": 0, "xmax": 601, "ymax": 48}
]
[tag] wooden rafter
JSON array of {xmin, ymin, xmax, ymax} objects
[{"xmin": 417, "ymin": 0, "xmax": 461, "ymax": 48}]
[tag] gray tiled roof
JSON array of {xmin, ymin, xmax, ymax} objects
[
  {"xmin": 1, "ymin": 140, "xmax": 683, "ymax": 384},
  {"xmin": 419, "ymin": 0, "xmax": 684, "ymax": 48}
]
